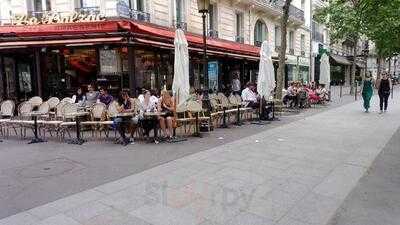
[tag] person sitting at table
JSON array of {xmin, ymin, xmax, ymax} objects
[
  {"xmin": 98, "ymin": 87, "xmax": 113, "ymax": 106},
  {"xmin": 241, "ymin": 82, "xmax": 259, "ymax": 108},
  {"xmin": 316, "ymin": 84, "xmax": 329, "ymax": 103},
  {"xmin": 150, "ymin": 89, "xmax": 160, "ymax": 106},
  {"xmin": 114, "ymin": 91, "xmax": 134, "ymax": 146},
  {"xmin": 283, "ymin": 82, "xmax": 298, "ymax": 107},
  {"xmin": 139, "ymin": 90, "xmax": 158, "ymax": 139},
  {"xmin": 86, "ymin": 84, "xmax": 100, "ymax": 106},
  {"xmin": 72, "ymin": 87, "xmax": 86, "ymax": 105},
  {"xmin": 158, "ymin": 90, "xmax": 175, "ymax": 139}
]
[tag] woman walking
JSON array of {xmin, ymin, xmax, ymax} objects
[
  {"xmin": 361, "ymin": 74, "xmax": 374, "ymax": 112},
  {"xmin": 376, "ymin": 73, "xmax": 392, "ymax": 113}
]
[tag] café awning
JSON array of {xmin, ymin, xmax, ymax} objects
[
  {"xmin": 330, "ymin": 54, "xmax": 352, "ymax": 66},
  {"xmin": 0, "ymin": 37, "xmax": 125, "ymax": 49}
]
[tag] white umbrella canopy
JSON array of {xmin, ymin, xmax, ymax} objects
[
  {"xmin": 172, "ymin": 29, "xmax": 190, "ymax": 107},
  {"xmin": 257, "ymin": 41, "xmax": 276, "ymax": 99},
  {"xmin": 319, "ymin": 52, "xmax": 331, "ymax": 89}
]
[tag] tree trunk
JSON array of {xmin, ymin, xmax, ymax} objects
[
  {"xmin": 276, "ymin": 0, "xmax": 293, "ymax": 100},
  {"xmin": 388, "ymin": 57, "xmax": 392, "ymax": 75},
  {"xmin": 377, "ymin": 56, "xmax": 382, "ymax": 79},
  {"xmin": 350, "ymin": 40, "xmax": 357, "ymax": 94}
]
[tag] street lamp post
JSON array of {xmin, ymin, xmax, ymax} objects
[{"xmin": 197, "ymin": 0, "xmax": 210, "ymax": 91}]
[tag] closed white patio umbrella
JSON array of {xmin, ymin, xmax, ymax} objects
[
  {"xmin": 257, "ymin": 41, "xmax": 276, "ymax": 100},
  {"xmin": 319, "ymin": 52, "xmax": 331, "ymax": 89},
  {"xmin": 172, "ymin": 29, "xmax": 190, "ymax": 108}
]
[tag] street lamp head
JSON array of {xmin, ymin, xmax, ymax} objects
[{"xmin": 197, "ymin": 0, "xmax": 210, "ymax": 13}]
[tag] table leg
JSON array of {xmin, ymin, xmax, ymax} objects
[
  {"xmin": 193, "ymin": 113, "xmax": 201, "ymax": 137},
  {"xmin": 68, "ymin": 117, "xmax": 85, "ymax": 145},
  {"xmin": 234, "ymin": 105, "xmax": 243, "ymax": 126},
  {"xmin": 28, "ymin": 116, "xmax": 45, "ymax": 144}
]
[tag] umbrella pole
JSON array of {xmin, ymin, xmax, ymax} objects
[{"xmin": 251, "ymin": 96, "xmax": 270, "ymax": 125}]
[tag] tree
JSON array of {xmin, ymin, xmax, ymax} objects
[
  {"xmin": 276, "ymin": 0, "xmax": 293, "ymax": 100},
  {"xmin": 315, "ymin": 0, "xmax": 363, "ymax": 94}
]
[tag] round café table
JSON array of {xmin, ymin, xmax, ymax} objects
[
  {"xmin": 28, "ymin": 111, "xmax": 47, "ymax": 144},
  {"xmin": 143, "ymin": 112, "xmax": 166, "ymax": 143},
  {"xmin": 65, "ymin": 112, "xmax": 89, "ymax": 145}
]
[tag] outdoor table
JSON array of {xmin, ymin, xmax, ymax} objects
[
  {"xmin": 28, "ymin": 111, "xmax": 47, "ymax": 144},
  {"xmin": 143, "ymin": 112, "xmax": 165, "ymax": 143},
  {"xmin": 111, "ymin": 112, "xmax": 135, "ymax": 145},
  {"xmin": 189, "ymin": 110, "xmax": 202, "ymax": 137},
  {"xmin": 65, "ymin": 112, "xmax": 89, "ymax": 145},
  {"xmin": 234, "ymin": 104, "xmax": 243, "ymax": 126},
  {"xmin": 220, "ymin": 107, "xmax": 229, "ymax": 129}
]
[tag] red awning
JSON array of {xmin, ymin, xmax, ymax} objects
[
  {"xmin": 0, "ymin": 20, "xmax": 131, "ymax": 37},
  {"xmin": 0, "ymin": 37, "xmax": 125, "ymax": 49},
  {"xmin": 129, "ymin": 21, "xmax": 260, "ymax": 57}
]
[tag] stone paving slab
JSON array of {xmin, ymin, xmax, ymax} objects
[{"xmin": 0, "ymin": 94, "xmax": 399, "ymax": 225}]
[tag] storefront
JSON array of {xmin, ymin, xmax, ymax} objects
[
  {"xmin": 285, "ymin": 55, "xmax": 310, "ymax": 85},
  {"xmin": 0, "ymin": 15, "xmax": 262, "ymax": 102}
]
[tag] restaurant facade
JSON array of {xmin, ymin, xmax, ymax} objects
[{"xmin": 0, "ymin": 14, "xmax": 265, "ymax": 102}]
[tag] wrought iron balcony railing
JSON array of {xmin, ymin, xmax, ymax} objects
[
  {"xmin": 130, "ymin": 9, "xmax": 150, "ymax": 22},
  {"xmin": 301, "ymin": 50, "xmax": 305, "ymax": 56},
  {"xmin": 75, "ymin": 7, "xmax": 100, "ymax": 15},
  {"xmin": 254, "ymin": 40, "xmax": 263, "ymax": 47},
  {"xmin": 116, "ymin": 2, "xmax": 150, "ymax": 22},
  {"xmin": 235, "ymin": 36, "xmax": 244, "ymax": 43},
  {"xmin": 207, "ymin": 29, "xmax": 219, "ymax": 38},
  {"xmin": 265, "ymin": 0, "xmax": 305, "ymax": 22},
  {"xmin": 289, "ymin": 48, "xmax": 295, "ymax": 55},
  {"xmin": 174, "ymin": 20, "xmax": 187, "ymax": 31}
]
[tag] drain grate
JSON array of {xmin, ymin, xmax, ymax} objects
[{"xmin": 16, "ymin": 158, "xmax": 85, "ymax": 178}]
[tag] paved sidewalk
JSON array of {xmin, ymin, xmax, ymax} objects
[{"xmin": 1, "ymin": 94, "xmax": 399, "ymax": 225}]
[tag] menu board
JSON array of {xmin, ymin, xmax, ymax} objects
[
  {"xmin": 99, "ymin": 49, "xmax": 120, "ymax": 74},
  {"xmin": 208, "ymin": 61, "xmax": 219, "ymax": 91}
]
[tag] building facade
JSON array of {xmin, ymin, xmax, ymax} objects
[{"xmin": 0, "ymin": 0, "xmax": 309, "ymax": 101}]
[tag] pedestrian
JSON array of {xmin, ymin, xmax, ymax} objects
[
  {"xmin": 376, "ymin": 73, "xmax": 392, "ymax": 113},
  {"xmin": 361, "ymin": 74, "xmax": 374, "ymax": 113},
  {"xmin": 232, "ymin": 73, "xmax": 241, "ymax": 95}
]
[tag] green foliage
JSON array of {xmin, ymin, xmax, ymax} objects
[{"xmin": 315, "ymin": 0, "xmax": 400, "ymax": 56}]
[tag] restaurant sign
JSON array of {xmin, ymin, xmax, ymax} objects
[{"xmin": 11, "ymin": 12, "xmax": 105, "ymax": 26}]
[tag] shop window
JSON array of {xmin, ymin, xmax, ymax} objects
[
  {"xmin": 235, "ymin": 12, "xmax": 244, "ymax": 43},
  {"xmin": 254, "ymin": 19, "xmax": 268, "ymax": 47},
  {"xmin": 33, "ymin": 0, "xmax": 51, "ymax": 11},
  {"xmin": 301, "ymin": 0, "xmax": 305, "ymax": 10},
  {"xmin": 80, "ymin": 0, "xmax": 99, "ymax": 8},
  {"xmin": 275, "ymin": 25, "xmax": 281, "ymax": 51}
]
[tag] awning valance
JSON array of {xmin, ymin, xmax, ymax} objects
[
  {"xmin": 330, "ymin": 54, "xmax": 352, "ymax": 66},
  {"xmin": 0, "ymin": 37, "xmax": 125, "ymax": 49}
]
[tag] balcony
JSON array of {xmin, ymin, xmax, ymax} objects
[
  {"xmin": 174, "ymin": 20, "xmax": 187, "ymax": 31},
  {"xmin": 289, "ymin": 48, "xmax": 295, "ymax": 55},
  {"xmin": 116, "ymin": 2, "xmax": 150, "ymax": 22},
  {"xmin": 301, "ymin": 50, "xmax": 305, "ymax": 56},
  {"xmin": 251, "ymin": 0, "xmax": 305, "ymax": 24},
  {"xmin": 75, "ymin": 7, "xmax": 100, "ymax": 15},
  {"xmin": 235, "ymin": 36, "xmax": 244, "ymax": 43},
  {"xmin": 254, "ymin": 41, "xmax": 263, "ymax": 47},
  {"xmin": 208, "ymin": 30, "xmax": 219, "ymax": 38}
]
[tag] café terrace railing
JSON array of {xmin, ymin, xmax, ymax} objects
[{"xmin": 256, "ymin": 0, "xmax": 305, "ymax": 22}]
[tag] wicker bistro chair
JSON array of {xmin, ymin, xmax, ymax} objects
[
  {"xmin": 231, "ymin": 94, "xmax": 254, "ymax": 121},
  {"xmin": 187, "ymin": 100, "xmax": 211, "ymax": 134},
  {"xmin": 216, "ymin": 93, "xmax": 237, "ymax": 126},
  {"xmin": 61, "ymin": 97, "xmax": 74, "ymax": 104},
  {"xmin": 174, "ymin": 102, "xmax": 193, "ymax": 135},
  {"xmin": 0, "ymin": 100, "xmax": 15, "ymax": 137},
  {"xmin": 47, "ymin": 97, "xmax": 60, "ymax": 117},
  {"xmin": 58, "ymin": 103, "xmax": 80, "ymax": 139},
  {"xmin": 80, "ymin": 103, "xmax": 107, "ymax": 138},
  {"xmin": 6, "ymin": 101, "xmax": 34, "ymax": 138},
  {"xmin": 28, "ymin": 96, "xmax": 43, "ymax": 110},
  {"xmin": 99, "ymin": 101, "xmax": 119, "ymax": 138},
  {"xmin": 40, "ymin": 101, "xmax": 67, "ymax": 139}
]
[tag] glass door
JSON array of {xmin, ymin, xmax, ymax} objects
[{"xmin": 3, "ymin": 57, "xmax": 17, "ymax": 100}]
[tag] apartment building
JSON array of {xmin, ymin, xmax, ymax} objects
[{"xmin": 0, "ymin": 0, "xmax": 309, "ymax": 100}]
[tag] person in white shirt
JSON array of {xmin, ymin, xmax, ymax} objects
[
  {"xmin": 232, "ymin": 74, "xmax": 241, "ymax": 95},
  {"xmin": 241, "ymin": 82, "xmax": 259, "ymax": 108}
]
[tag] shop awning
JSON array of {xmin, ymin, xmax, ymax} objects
[
  {"xmin": 129, "ymin": 21, "xmax": 260, "ymax": 58},
  {"xmin": 330, "ymin": 54, "xmax": 352, "ymax": 66},
  {"xmin": 0, "ymin": 37, "xmax": 125, "ymax": 49}
]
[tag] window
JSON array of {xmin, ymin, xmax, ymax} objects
[
  {"xmin": 235, "ymin": 12, "xmax": 244, "ymax": 42},
  {"xmin": 208, "ymin": 4, "xmax": 218, "ymax": 37},
  {"xmin": 174, "ymin": 0, "xmax": 186, "ymax": 30},
  {"xmin": 254, "ymin": 19, "xmax": 268, "ymax": 47},
  {"xmin": 80, "ymin": 0, "xmax": 99, "ymax": 8},
  {"xmin": 300, "ymin": 34, "xmax": 305, "ymax": 55},
  {"xmin": 289, "ymin": 31, "xmax": 294, "ymax": 52},
  {"xmin": 135, "ymin": 0, "xmax": 145, "ymax": 11},
  {"xmin": 33, "ymin": 0, "xmax": 51, "ymax": 11},
  {"xmin": 275, "ymin": 26, "xmax": 281, "ymax": 49},
  {"xmin": 301, "ymin": 0, "xmax": 305, "ymax": 10}
]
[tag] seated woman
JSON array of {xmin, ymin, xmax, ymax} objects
[
  {"xmin": 139, "ymin": 90, "xmax": 158, "ymax": 139},
  {"xmin": 305, "ymin": 85, "xmax": 321, "ymax": 104},
  {"xmin": 72, "ymin": 87, "xmax": 86, "ymax": 106},
  {"xmin": 114, "ymin": 91, "xmax": 134, "ymax": 146},
  {"xmin": 158, "ymin": 90, "xmax": 175, "ymax": 140},
  {"xmin": 316, "ymin": 84, "xmax": 329, "ymax": 103}
]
